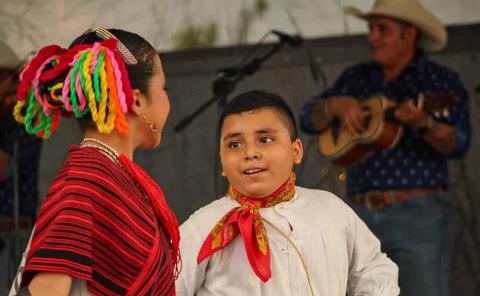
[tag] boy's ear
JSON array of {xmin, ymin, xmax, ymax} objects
[
  {"xmin": 130, "ymin": 89, "xmax": 148, "ymax": 116},
  {"xmin": 292, "ymin": 138, "xmax": 303, "ymax": 164}
]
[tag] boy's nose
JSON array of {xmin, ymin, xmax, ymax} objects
[{"xmin": 244, "ymin": 147, "xmax": 261, "ymax": 160}]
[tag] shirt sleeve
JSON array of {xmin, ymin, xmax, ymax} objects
[
  {"xmin": 346, "ymin": 208, "xmax": 400, "ymax": 296},
  {"xmin": 175, "ymin": 219, "xmax": 208, "ymax": 296},
  {"xmin": 436, "ymin": 71, "xmax": 471, "ymax": 159},
  {"xmin": 21, "ymin": 185, "xmax": 94, "ymax": 287},
  {"xmin": 300, "ymin": 65, "xmax": 361, "ymax": 134},
  {"xmin": 17, "ymin": 127, "xmax": 42, "ymax": 220}
]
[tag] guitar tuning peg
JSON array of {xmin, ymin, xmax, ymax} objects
[{"xmin": 443, "ymin": 109, "xmax": 450, "ymax": 118}]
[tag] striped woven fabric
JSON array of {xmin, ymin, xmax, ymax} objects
[{"xmin": 21, "ymin": 146, "xmax": 175, "ymax": 295}]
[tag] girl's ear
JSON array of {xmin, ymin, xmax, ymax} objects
[{"xmin": 130, "ymin": 89, "xmax": 148, "ymax": 116}]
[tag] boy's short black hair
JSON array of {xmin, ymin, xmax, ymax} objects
[{"xmin": 218, "ymin": 90, "xmax": 298, "ymax": 140}]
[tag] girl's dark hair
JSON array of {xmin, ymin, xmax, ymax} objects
[
  {"xmin": 218, "ymin": 90, "xmax": 298, "ymax": 141},
  {"xmin": 69, "ymin": 29, "xmax": 158, "ymax": 95}
]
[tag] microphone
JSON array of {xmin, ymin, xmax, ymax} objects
[{"xmin": 271, "ymin": 30, "xmax": 303, "ymax": 46}]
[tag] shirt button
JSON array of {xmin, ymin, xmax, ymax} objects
[{"xmin": 294, "ymin": 282, "xmax": 301, "ymax": 288}]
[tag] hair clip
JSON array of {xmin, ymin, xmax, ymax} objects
[{"xmin": 93, "ymin": 28, "xmax": 138, "ymax": 65}]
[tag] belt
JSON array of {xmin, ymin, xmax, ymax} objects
[
  {"xmin": 351, "ymin": 187, "xmax": 442, "ymax": 209},
  {"xmin": 0, "ymin": 217, "xmax": 32, "ymax": 232}
]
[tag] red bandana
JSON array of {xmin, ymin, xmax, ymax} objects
[{"xmin": 197, "ymin": 173, "xmax": 296, "ymax": 282}]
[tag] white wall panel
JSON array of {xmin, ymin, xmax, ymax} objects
[{"xmin": 0, "ymin": 0, "xmax": 479, "ymax": 63}]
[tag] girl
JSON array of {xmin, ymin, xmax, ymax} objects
[{"xmin": 13, "ymin": 28, "xmax": 180, "ymax": 296}]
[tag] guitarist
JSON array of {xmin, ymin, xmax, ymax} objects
[{"xmin": 300, "ymin": 1, "xmax": 471, "ymax": 296}]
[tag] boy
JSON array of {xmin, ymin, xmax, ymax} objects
[{"xmin": 176, "ymin": 90, "xmax": 400, "ymax": 296}]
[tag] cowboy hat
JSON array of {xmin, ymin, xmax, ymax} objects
[{"xmin": 344, "ymin": 0, "xmax": 447, "ymax": 52}]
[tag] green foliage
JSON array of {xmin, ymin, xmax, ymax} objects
[
  {"xmin": 172, "ymin": 0, "xmax": 270, "ymax": 49},
  {"xmin": 237, "ymin": 0, "xmax": 269, "ymax": 43},
  {"xmin": 255, "ymin": 0, "xmax": 269, "ymax": 14},
  {"xmin": 173, "ymin": 22, "xmax": 218, "ymax": 50}
]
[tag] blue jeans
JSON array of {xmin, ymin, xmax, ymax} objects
[
  {"xmin": 353, "ymin": 192, "xmax": 452, "ymax": 296},
  {"xmin": 0, "ymin": 229, "xmax": 31, "ymax": 295}
]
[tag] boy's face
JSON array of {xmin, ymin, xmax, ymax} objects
[{"xmin": 220, "ymin": 108, "xmax": 303, "ymax": 198}]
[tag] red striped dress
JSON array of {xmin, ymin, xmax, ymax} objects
[{"xmin": 21, "ymin": 146, "xmax": 175, "ymax": 295}]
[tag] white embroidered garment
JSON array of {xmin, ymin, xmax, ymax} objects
[{"xmin": 176, "ymin": 187, "xmax": 400, "ymax": 296}]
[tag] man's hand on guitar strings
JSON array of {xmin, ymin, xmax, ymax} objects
[{"xmin": 328, "ymin": 96, "xmax": 367, "ymax": 135}]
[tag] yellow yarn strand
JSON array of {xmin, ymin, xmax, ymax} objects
[
  {"xmin": 97, "ymin": 57, "xmax": 110, "ymax": 132},
  {"xmin": 104, "ymin": 95, "xmax": 116, "ymax": 133},
  {"xmin": 82, "ymin": 51, "xmax": 98, "ymax": 123},
  {"xmin": 98, "ymin": 58, "xmax": 109, "ymax": 132},
  {"xmin": 13, "ymin": 100, "xmax": 26, "ymax": 123},
  {"xmin": 103, "ymin": 56, "xmax": 117, "ymax": 133}
]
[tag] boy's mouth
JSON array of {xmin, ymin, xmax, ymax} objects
[{"xmin": 243, "ymin": 168, "xmax": 266, "ymax": 175}]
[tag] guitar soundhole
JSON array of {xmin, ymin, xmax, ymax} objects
[
  {"xmin": 331, "ymin": 117, "xmax": 341, "ymax": 145},
  {"xmin": 364, "ymin": 115, "xmax": 372, "ymax": 130},
  {"xmin": 362, "ymin": 106, "xmax": 372, "ymax": 132}
]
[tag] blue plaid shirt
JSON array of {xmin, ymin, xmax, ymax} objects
[
  {"xmin": 0, "ymin": 117, "xmax": 42, "ymax": 220},
  {"xmin": 301, "ymin": 51, "xmax": 471, "ymax": 194}
]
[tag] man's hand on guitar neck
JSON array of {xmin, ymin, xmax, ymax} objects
[
  {"xmin": 393, "ymin": 99, "xmax": 429, "ymax": 129},
  {"xmin": 328, "ymin": 96, "xmax": 367, "ymax": 135},
  {"xmin": 392, "ymin": 98, "xmax": 457, "ymax": 153}
]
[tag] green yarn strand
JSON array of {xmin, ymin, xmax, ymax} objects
[{"xmin": 93, "ymin": 51, "xmax": 105, "ymax": 103}]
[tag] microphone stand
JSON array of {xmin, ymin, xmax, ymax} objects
[{"xmin": 174, "ymin": 41, "xmax": 286, "ymax": 132}]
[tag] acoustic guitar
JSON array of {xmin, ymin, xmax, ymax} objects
[{"xmin": 318, "ymin": 94, "xmax": 457, "ymax": 166}]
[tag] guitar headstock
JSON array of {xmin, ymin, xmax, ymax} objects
[{"xmin": 422, "ymin": 93, "xmax": 458, "ymax": 118}]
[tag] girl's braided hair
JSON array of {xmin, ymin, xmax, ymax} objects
[{"xmin": 14, "ymin": 28, "xmax": 158, "ymax": 138}]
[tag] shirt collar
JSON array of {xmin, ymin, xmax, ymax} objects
[
  {"xmin": 405, "ymin": 48, "xmax": 428, "ymax": 71},
  {"xmin": 228, "ymin": 187, "xmax": 304, "ymax": 209},
  {"xmin": 371, "ymin": 48, "xmax": 428, "ymax": 84}
]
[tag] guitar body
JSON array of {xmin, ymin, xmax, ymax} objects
[{"xmin": 319, "ymin": 96, "xmax": 403, "ymax": 166}]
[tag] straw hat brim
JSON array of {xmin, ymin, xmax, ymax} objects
[{"xmin": 344, "ymin": 5, "xmax": 447, "ymax": 52}]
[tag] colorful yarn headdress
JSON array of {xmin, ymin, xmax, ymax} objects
[{"xmin": 14, "ymin": 28, "xmax": 138, "ymax": 138}]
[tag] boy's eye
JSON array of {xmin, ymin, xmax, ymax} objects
[
  {"xmin": 228, "ymin": 141, "xmax": 242, "ymax": 149},
  {"xmin": 259, "ymin": 137, "xmax": 273, "ymax": 144}
]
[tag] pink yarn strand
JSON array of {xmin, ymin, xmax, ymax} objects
[
  {"xmin": 105, "ymin": 49, "xmax": 128, "ymax": 113},
  {"xmin": 90, "ymin": 43, "xmax": 101, "ymax": 74},
  {"xmin": 61, "ymin": 54, "xmax": 82, "ymax": 112},
  {"xmin": 75, "ymin": 70, "xmax": 88, "ymax": 111},
  {"xmin": 33, "ymin": 56, "xmax": 58, "ymax": 115}
]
